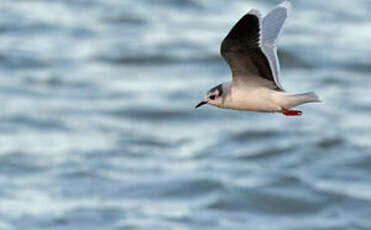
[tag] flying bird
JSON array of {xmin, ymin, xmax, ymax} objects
[{"xmin": 195, "ymin": 1, "xmax": 320, "ymax": 116}]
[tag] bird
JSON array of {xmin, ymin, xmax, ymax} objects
[{"xmin": 195, "ymin": 1, "xmax": 320, "ymax": 116}]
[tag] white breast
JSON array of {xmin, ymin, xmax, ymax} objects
[{"xmin": 222, "ymin": 84, "xmax": 284, "ymax": 112}]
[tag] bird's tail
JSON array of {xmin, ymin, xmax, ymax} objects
[{"xmin": 286, "ymin": 92, "xmax": 320, "ymax": 108}]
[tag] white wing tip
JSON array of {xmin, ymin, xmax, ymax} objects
[
  {"xmin": 280, "ymin": 1, "xmax": 292, "ymax": 16},
  {"xmin": 248, "ymin": 9, "xmax": 262, "ymax": 18}
]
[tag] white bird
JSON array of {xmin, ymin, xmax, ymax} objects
[{"xmin": 195, "ymin": 1, "xmax": 320, "ymax": 116}]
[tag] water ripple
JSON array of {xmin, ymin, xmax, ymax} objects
[{"xmin": 1, "ymin": 0, "xmax": 370, "ymax": 229}]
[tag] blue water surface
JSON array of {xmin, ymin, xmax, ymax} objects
[{"xmin": 0, "ymin": 0, "xmax": 371, "ymax": 229}]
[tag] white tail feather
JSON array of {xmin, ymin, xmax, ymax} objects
[{"xmin": 287, "ymin": 92, "xmax": 320, "ymax": 108}]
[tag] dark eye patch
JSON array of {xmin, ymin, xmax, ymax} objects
[{"xmin": 209, "ymin": 95, "xmax": 216, "ymax": 100}]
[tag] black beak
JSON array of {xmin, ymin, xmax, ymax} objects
[{"xmin": 195, "ymin": 101, "xmax": 207, "ymax": 109}]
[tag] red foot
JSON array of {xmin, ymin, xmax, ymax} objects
[{"xmin": 282, "ymin": 109, "xmax": 302, "ymax": 116}]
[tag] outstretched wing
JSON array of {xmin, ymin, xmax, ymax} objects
[
  {"xmin": 221, "ymin": 9, "xmax": 280, "ymax": 89},
  {"xmin": 262, "ymin": 1, "xmax": 291, "ymax": 89}
]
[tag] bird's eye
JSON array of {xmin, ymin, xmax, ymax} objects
[{"xmin": 209, "ymin": 95, "xmax": 216, "ymax": 100}]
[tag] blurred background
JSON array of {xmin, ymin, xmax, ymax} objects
[{"xmin": 0, "ymin": 0, "xmax": 371, "ymax": 229}]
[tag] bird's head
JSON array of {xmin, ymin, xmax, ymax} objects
[{"xmin": 195, "ymin": 84, "xmax": 224, "ymax": 109}]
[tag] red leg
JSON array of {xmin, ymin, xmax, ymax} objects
[{"xmin": 282, "ymin": 109, "xmax": 302, "ymax": 116}]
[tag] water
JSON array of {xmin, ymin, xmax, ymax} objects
[{"xmin": 0, "ymin": 0, "xmax": 371, "ymax": 229}]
